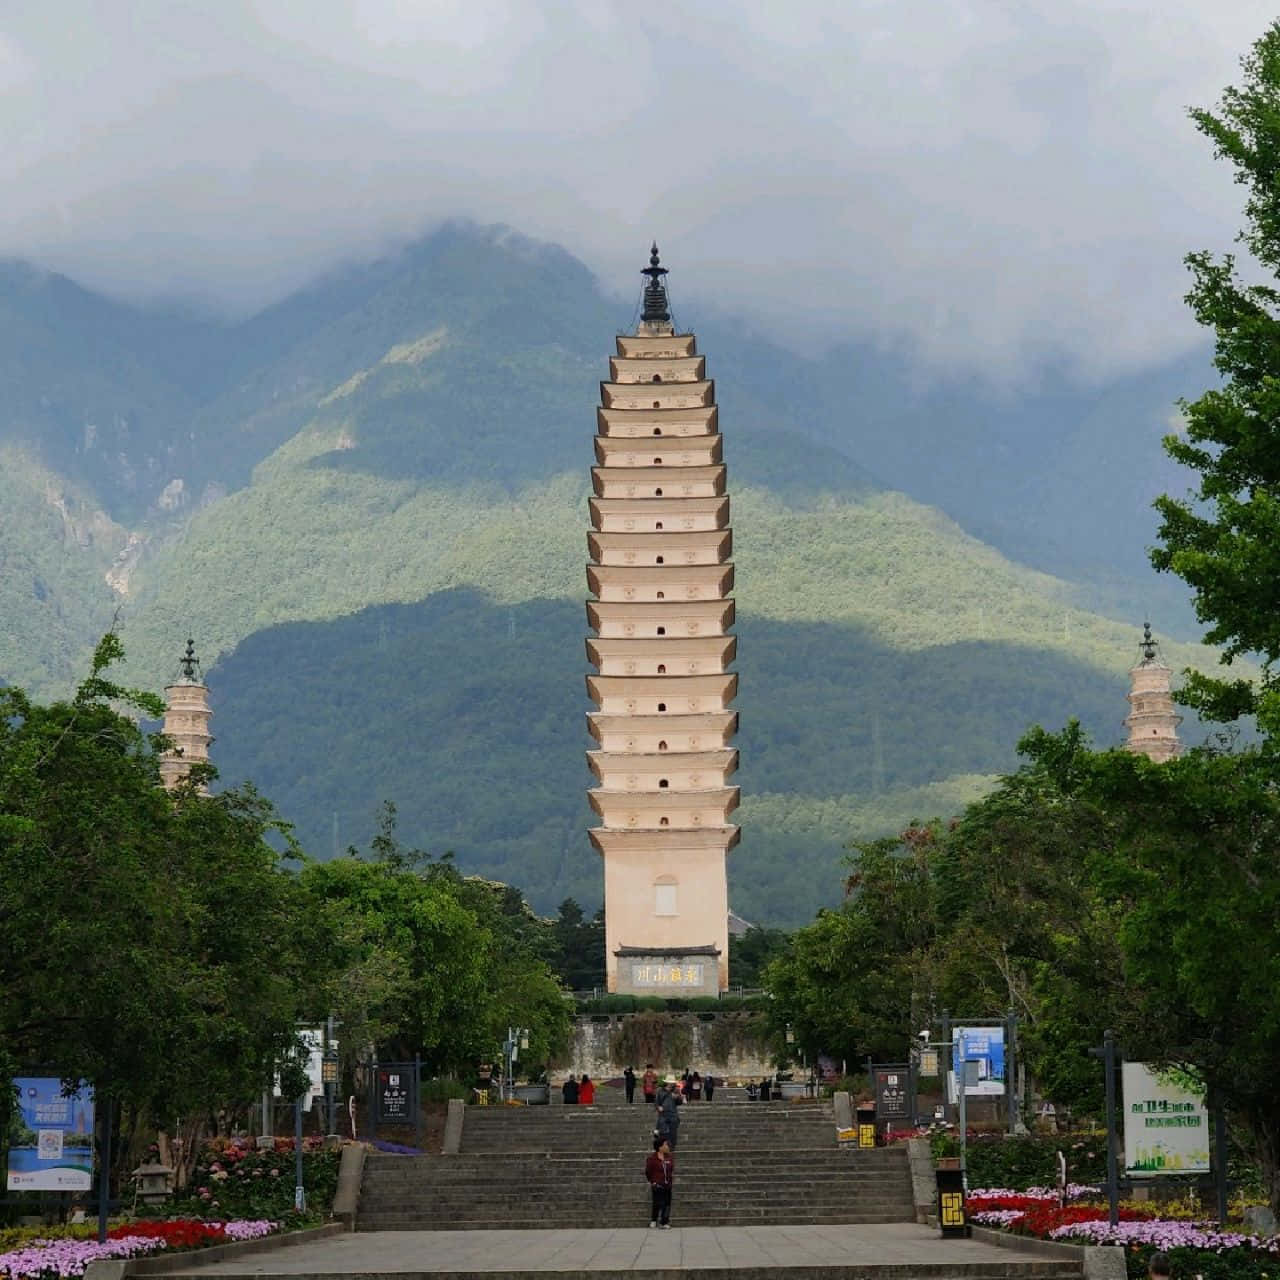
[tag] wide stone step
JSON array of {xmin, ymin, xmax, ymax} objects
[{"xmin": 357, "ymin": 1214, "xmax": 917, "ymax": 1230}]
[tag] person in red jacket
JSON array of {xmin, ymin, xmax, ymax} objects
[
  {"xmin": 578, "ymin": 1074, "xmax": 595, "ymax": 1105},
  {"xmin": 645, "ymin": 1136, "xmax": 674, "ymax": 1228}
]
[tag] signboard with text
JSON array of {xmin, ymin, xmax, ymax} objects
[
  {"xmin": 631, "ymin": 962, "xmax": 704, "ymax": 988},
  {"xmin": 1122, "ymin": 1063, "xmax": 1210, "ymax": 1176},
  {"xmin": 6, "ymin": 1078, "xmax": 94, "ymax": 1191},
  {"xmin": 874, "ymin": 1067, "xmax": 912, "ymax": 1125},
  {"xmin": 377, "ymin": 1069, "xmax": 412, "ymax": 1123}
]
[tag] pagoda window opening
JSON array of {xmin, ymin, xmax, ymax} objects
[
  {"xmin": 659, "ymin": 816, "xmax": 670, "ymax": 826},
  {"xmin": 658, "ymin": 740, "xmax": 668, "ymax": 751},
  {"xmin": 658, "ymin": 703, "xmax": 667, "ymax": 712},
  {"xmin": 656, "ymin": 556, "xmax": 664, "ymax": 564},
  {"xmin": 653, "ymin": 427, "xmax": 662, "ymax": 435},
  {"xmin": 652, "ymin": 373, "xmax": 662, "ymax": 382},
  {"xmin": 655, "ymin": 488, "xmax": 663, "ymax": 495},
  {"xmin": 657, "ymin": 627, "xmax": 666, "ymax": 635},
  {"xmin": 654, "ymin": 457, "xmax": 663, "ymax": 464},
  {"xmin": 653, "ymin": 401, "xmax": 661, "ymax": 408},
  {"xmin": 657, "ymin": 591, "xmax": 665, "ymax": 599},
  {"xmin": 657, "ymin": 664, "xmax": 666, "ymax": 673},
  {"xmin": 655, "ymin": 521, "xmax": 663, "ymax": 529},
  {"xmin": 659, "ymin": 779, "xmax": 669, "ymax": 788}
]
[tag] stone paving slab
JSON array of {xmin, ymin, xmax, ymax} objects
[{"xmin": 170, "ymin": 1223, "xmax": 1080, "ymax": 1277}]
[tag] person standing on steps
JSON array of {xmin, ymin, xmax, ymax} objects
[
  {"xmin": 645, "ymin": 1136, "xmax": 674, "ymax": 1228},
  {"xmin": 624, "ymin": 1066, "xmax": 637, "ymax": 1103},
  {"xmin": 642, "ymin": 1064, "xmax": 658, "ymax": 1104},
  {"xmin": 562, "ymin": 1075, "xmax": 579, "ymax": 1105},
  {"xmin": 578, "ymin": 1074, "xmax": 595, "ymax": 1105},
  {"xmin": 657, "ymin": 1075, "xmax": 683, "ymax": 1149},
  {"xmin": 704, "ymin": 1073, "xmax": 715, "ymax": 1102}
]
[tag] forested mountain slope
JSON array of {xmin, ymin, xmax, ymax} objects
[{"xmin": 0, "ymin": 223, "xmax": 1218, "ymax": 921}]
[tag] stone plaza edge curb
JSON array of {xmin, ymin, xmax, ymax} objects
[
  {"xmin": 970, "ymin": 1225, "xmax": 1125, "ymax": 1280},
  {"xmin": 83, "ymin": 1223, "xmax": 347, "ymax": 1280}
]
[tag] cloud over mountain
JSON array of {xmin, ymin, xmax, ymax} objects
[{"xmin": 0, "ymin": 0, "xmax": 1269, "ymax": 377}]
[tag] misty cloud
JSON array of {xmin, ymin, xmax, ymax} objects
[{"xmin": 0, "ymin": 0, "xmax": 1272, "ymax": 379}]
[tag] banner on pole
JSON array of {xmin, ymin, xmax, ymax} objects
[
  {"xmin": 6, "ymin": 1078, "xmax": 95, "ymax": 1191},
  {"xmin": 1122, "ymin": 1063, "xmax": 1209, "ymax": 1176},
  {"xmin": 948, "ymin": 1026, "xmax": 1006, "ymax": 1099}
]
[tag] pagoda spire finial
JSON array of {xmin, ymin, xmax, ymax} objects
[
  {"xmin": 640, "ymin": 242, "xmax": 671, "ymax": 326},
  {"xmin": 1140, "ymin": 619, "xmax": 1158, "ymax": 663},
  {"xmin": 180, "ymin": 637, "xmax": 200, "ymax": 682}
]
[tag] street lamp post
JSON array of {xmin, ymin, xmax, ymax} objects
[{"xmin": 503, "ymin": 1027, "xmax": 530, "ymax": 1102}]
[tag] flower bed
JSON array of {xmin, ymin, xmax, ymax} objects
[
  {"xmin": 967, "ymin": 1188, "xmax": 1280, "ymax": 1280},
  {"xmin": 0, "ymin": 1220, "xmax": 275, "ymax": 1280}
]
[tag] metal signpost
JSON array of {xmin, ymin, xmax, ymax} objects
[
  {"xmin": 294, "ymin": 1093, "xmax": 306, "ymax": 1213},
  {"xmin": 502, "ymin": 1027, "xmax": 529, "ymax": 1103},
  {"xmin": 1088, "ymin": 1030, "xmax": 1119, "ymax": 1226}
]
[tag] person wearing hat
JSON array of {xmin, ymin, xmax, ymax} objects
[
  {"xmin": 656, "ymin": 1074, "xmax": 683, "ymax": 1149},
  {"xmin": 642, "ymin": 1064, "xmax": 658, "ymax": 1104}
]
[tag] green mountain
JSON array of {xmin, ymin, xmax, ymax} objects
[{"xmin": 0, "ymin": 223, "xmax": 1222, "ymax": 924}]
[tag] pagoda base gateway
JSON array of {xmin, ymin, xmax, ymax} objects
[{"xmin": 585, "ymin": 246, "xmax": 739, "ymax": 994}]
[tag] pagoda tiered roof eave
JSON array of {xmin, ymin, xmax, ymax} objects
[
  {"xmin": 589, "ymin": 786, "xmax": 740, "ymax": 816},
  {"xmin": 586, "ymin": 748, "xmax": 739, "ymax": 782},
  {"xmin": 589, "ymin": 825, "xmax": 741, "ymax": 854},
  {"xmin": 586, "ymin": 672, "xmax": 738, "ymax": 701},
  {"xmin": 592, "ymin": 464, "xmax": 726, "ymax": 497},
  {"xmin": 587, "ymin": 529, "xmax": 732, "ymax": 563},
  {"xmin": 615, "ymin": 334, "xmax": 698, "ymax": 358},
  {"xmin": 587, "ymin": 563, "xmax": 734, "ymax": 599},
  {"xmin": 586, "ymin": 598, "xmax": 736, "ymax": 632},
  {"xmin": 589, "ymin": 495, "xmax": 730, "ymax": 531},
  {"xmin": 597, "ymin": 405, "xmax": 719, "ymax": 437},
  {"xmin": 586, "ymin": 709, "xmax": 738, "ymax": 744},
  {"xmin": 608, "ymin": 355, "xmax": 706, "ymax": 383},
  {"xmin": 601, "ymin": 381, "xmax": 715, "ymax": 410},
  {"xmin": 593, "ymin": 435, "xmax": 724, "ymax": 466},
  {"xmin": 585, "ymin": 635, "xmax": 737, "ymax": 667}
]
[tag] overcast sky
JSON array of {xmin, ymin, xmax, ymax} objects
[{"xmin": 0, "ymin": 1, "xmax": 1273, "ymax": 380}]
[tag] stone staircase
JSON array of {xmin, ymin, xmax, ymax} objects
[{"xmin": 357, "ymin": 1094, "xmax": 919, "ymax": 1230}]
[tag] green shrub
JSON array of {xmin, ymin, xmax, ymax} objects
[
  {"xmin": 166, "ymin": 1139, "xmax": 341, "ymax": 1223},
  {"xmin": 930, "ymin": 1130, "xmax": 1108, "ymax": 1188},
  {"xmin": 576, "ymin": 994, "xmax": 769, "ymax": 1015},
  {"xmin": 1124, "ymin": 1244, "xmax": 1275, "ymax": 1280},
  {"xmin": 421, "ymin": 1078, "xmax": 471, "ymax": 1103}
]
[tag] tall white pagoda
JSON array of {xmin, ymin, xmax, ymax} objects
[{"xmin": 585, "ymin": 246, "xmax": 739, "ymax": 994}]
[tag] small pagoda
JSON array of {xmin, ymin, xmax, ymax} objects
[
  {"xmin": 1123, "ymin": 622, "xmax": 1182, "ymax": 763},
  {"xmin": 159, "ymin": 638, "xmax": 213, "ymax": 791},
  {"xmin": 585, "ymin": 246, "xmax": 739, "ymax": 995}
]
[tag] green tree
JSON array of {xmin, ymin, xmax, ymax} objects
[
  {"xmin": 728, "ymin": 927, "xmax": 793, "ymax": 990},
  {"xmin": 298, "ymin": 855, "xmax": 493, "ymax": 1073},
  {"xmin": 765, "ymin": 831, "xmax": 937, "ymax": 1067},
  {"xmin": 0, "ymin": 635, "xmax": 316, "ymax": 1140},
  {"xmin": 551, "ymin": 898, "xmax": 605, "ymax": 991},
  {"xmin": 1153, "ymin": 21, "xmax": 1280, "ymax": 730}
]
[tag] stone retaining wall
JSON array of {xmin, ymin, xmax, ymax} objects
[{"xmin": 553, "ymin": 1012, "xmax": 776, "ymax": 1080}]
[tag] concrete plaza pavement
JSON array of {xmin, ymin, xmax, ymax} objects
[{"xmin": 172, "ymin": 1222, "xmax": 1078, "ymax": 1278}]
